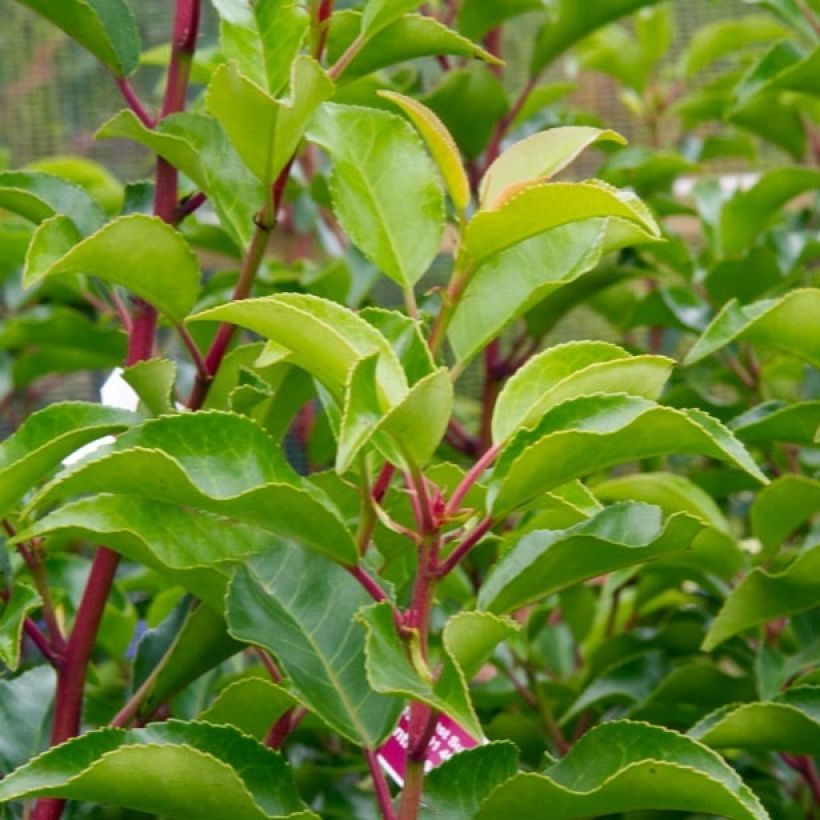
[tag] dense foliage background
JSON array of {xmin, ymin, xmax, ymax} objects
[{"xmin": 0, "ymin": 1, "xmax": 819, "ymax": 818}]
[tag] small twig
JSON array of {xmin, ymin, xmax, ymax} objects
[
  {"xmin": 114, "ymin": 76, "xmax": 156, "ymax": 128},
  {"xmin": 256, "ymin": 648, "xmax": 283, "ymax": 683},
  {"xmin": 365, "ymin": 748, "xmax": 397, "ymax": 820},
  {"xmin": 347, "ymin": 565, "xmax": 390, "ymax": 603},
  {"xmin": 174, "ymin": 191, "xmax": 207, "ymax": 222},
  {"xmin": 445, "ymin": 444, "xmax": 500, "ymax": 518},
  {"xmin": 434, "ymin": 515, "xmax": 493, "ymax": 576},
  {"xmin": 174, "ymin": 321, "xmax": 209, "ymax": 382}
]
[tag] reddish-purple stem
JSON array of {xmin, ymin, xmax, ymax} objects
[
  {"xmin": 114, "ymin": 77, "xmax": 155, "ymax": 127},
  {"xmin": 365, "ymin": 749, "xmax": 397, "ymax": 820},
  {"xmin": 435, "ymin": 516, "xmax": 493, "ymax": 577},
  {"xmin": 445, "ymin": 444, "xmax": 500, "ymax": 518},
  {"xmin": 23, "ymin": 618, "xmax": 61, "ymax": 666},
  {"xmin": 348, "ymin": 565, "xmax": 389, "ymax": 603}
]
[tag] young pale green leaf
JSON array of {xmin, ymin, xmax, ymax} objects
[
  {"xmin": 531, "ymin": 0, "xmax": 666, "ymax": 73},
  {"xmin": 0, "ymin": 666, "xmax": 55, "ymax": 774},
  {"xmin": 462, "ymin": 182, "xmax": 660, "ymax": 272},
  {"xmin": 200, "ymin": 678, "xmax": 296, "ymax": 741},
  {"xmin": 685, "ymin": 290, "xmax": 820, "ymax": 368},
  {"xmin": 442, "ymin": 611, "xmax": 519, "ymax": 681},
  {"xmin": 337, "ymin": 354, "xmax": 382, "ymax": 473},
  {"xmin": 190, "ymin": 294, "xmax": 408, "ymax": 405},
  {"xmin": 0, "ymin": 170, "xmax": 105, "ymax": 236},
  {"xmin": 208, "ymin": 56, "xmax": 334, "ymax": 187},
  {"xmin": 378, "ymin": 90, "xmax": 471, "ymax": 214},
  {"xmin": 0, "ymin": 720, "xmax": 314, "ymax": 818},
  {"xmin": 479, "ymin": 127, "xmax": 626, "ymax": 209},
  {"xmin": 122, "ymin": 358, "xmax": 176, "ymax": 416},
  {"xmin": 704, "ymin": 544, "xmax": 820, "ymax": 651},
  {"xmin": 327, "ymin": 11, "xmax": 498, "ymax": 82},
  {"xmin": 422, "ymin": 743, "xmax": 520, "ymax": 820},
  {"xmin": 309, "ymin": 103, "xmax": 445, "ymax": 288},
  {"xmin": 0, "ymin": 582, "xmax": 39, "ymax": 671},
  {"xmin": 490, "ymin": 395, "xmax": 766, "ymax": 515},
  {"xmin": 359, "ymin": 308, "xmax": 435, "ymax": 386},
  {"xmin": 479, "ymin": 503, "xmax": 704, "ymax": 614},
  {"xmin": 356, "ymin": 601, "xmax": 481, "ymax": 738},
  {"xmin": 731, "ymin": 401, "xmax": 820, "ymax": 445},
  {"xmin": 0, "ymin": 401, "xmax": 137, "ymax": 519},
  {"xmin": 492, "ymin": 341, "xmax": 673, "ymax": 443},
  {"xmin": 474, "ymin": 721, "xmax": 768, "ymax": 820},
  {"xmin": 12, "ymin": 0, "xmax": 140, "ymax": 76},
  {"xmin": 227, "ymin": 550, "xmax": 402, "ymax": 748},
  {"xmin": 751, "ymin": 475, "xmax": 820, "ymax": 559},
  {"xmin": 96, "ymin": 110, "xmax": 265, "ymax": 247},
  {"xmin": 720, "ymin": 167, "xmax": 820, "ymax": 257},
  {"xmin": 23, "ymin": 214, "xmax": 201, "ymax": 322},
  {"xmin": 691, "ymin": 687, "xmax": 820, "ymax": 755},
  {"xmin": 361, "ymin": 0, "xmax": 424, "ymax": 38},
  {"xmin": 733, "ymin": 41, "xmax": 820, "ymax": 108},
  {"xmin": 211, "ymin": 0, "xmax": 309, "ymax": 95}
]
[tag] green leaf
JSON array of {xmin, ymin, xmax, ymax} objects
[
  {"xmin": 685, "ymin": 290, "xmax": 820, "ymax": 368},
  {"xmin": 691, "ymin": 687, "xmax": 820, "ymax": 755},
  {"xmin": 356, "ymin": 601, "xmax": 481, "ymax": 738},
  {"xmin": 0, "ymin": 720, "xmax": 315, "ymax": 818},
  {"xmin": 211, "ymin": 0, "xmax": 310, "ymax": 95},
  {"xmin": 378, "ymin": 90, "xmax": 471, "ymax": 214},
  {"xmin": 0, "ymin": 666, "xmax": 55, "ymax": 774},
  {"xmin": 0, "ymin": 401, "xmax": 136, "ymax": 520},
  {"xmin": 122, "ymin": 358, "xmax": 176, "ymax": 416},
  {"xmin": 734, "ymin": 41, "xmax": 820, "ymax": 106},
  {"xmin": 96, "ymin": 110, "xmax": 265, "ymax": 247},
  {"xmin": 359, "ymin": 308, "xmax": 435, "ymax": 386},
  {"xmin": 474, "ymin": 722, "xmax": 768, "ymax": 820},
  {"xmin": 490, "ymin": 395, "xmax": 766, "ymax": 515},
  {"xmin": 23, "ymin": 214, "xmax": 201, "ymax": 322},
  {"xmin": 479, "ymin": 127, "xmax": 626, "ymax": 209},
  {"xmin": 462, "ymin": 182, "xmax": 660, "ymax": 273},
  {"xmin": 703, "ymin": 544, "xmax": 820, "ymax": 650},
  {"xmin": 719, "ymin": 168, "xmax": 820, "ymax": 256},
  {"xmin": 422, "ymin": 742, "xmax": 520, "ymax": 820},
  {"xmin": 751, "ymin": 475, "xmax": 820, "ymax": 559},
  {"xmin": 442, "ymin": 611, "xmax": 519, "ymax": 681},
  {"xmin": 327, "ymin": 11, "xmax": 498, "ymax": 82},
  {"xmin": 457, "ymin": 0, "xmax": 543, "ymax": 40},
  {"xmin": 190, "ymin": 294, "xmax": 408, "ymax": 405},
  {"xmin": 227, "ymin": 549, "xmax": 401, "ymax": 748},
  {"xmin": 492, "ymin": 341, "xmax": 673, "ymax": 444},
  {"xmin": 361, "ymin": 0, "xmax": 424, "ymax": 38},
  {"xmin": 26, "ymin": 412, "xmax": 358, "ymax": 567},
  {"xmin": 200, "ymin": 678, "xmax": 296, "ymax": 741},
  {"xmin": 208, "ymin": 56, "xmax": 334, "ymax": 187},
  {"xmin": 731, "ymin": 401, "xmax": 820, "ymax": 445},
  {"xmin": 0, "ymin": 170, "xmax": 105, "ymax": 236},
  {"xmin": 0, "ymin": 582, "xmax": 39, "ymax": 671},
  {"xmin": 12, "ymin": 0, "xmax": 140, "ymax": 76},
  {"xmin": 531, "ymin": 0, "xmax": 666, "ymax": 73},
  {"xmin": 479, "ymin": 503, "xmax": 704, "ymax": 615},
  {"xmin": 309, "ymin": 103, "xmax": 445, "ymax": 288}
]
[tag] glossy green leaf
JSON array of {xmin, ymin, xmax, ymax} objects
[
  {"xmin": 309, "ymin": 103, "xmax": 444, "ymax": 288},
  {"xmin": 227, "ymin": 549, "xmax": 401, "ymax": 747},
  {"xmin": 734, "ymin": 41, "xmax": 820, "ymax": 106},
  {"xmin": 531, "ymin": 0, "xmax": 666, "ymax": 73},
  {"xmin": 720, "ymin": 168, "xmax": 820, "ymax": 257},
  {"xmin": 442, "ymin": 611, "xmax": 519, "ymax": 681},
  {"xmin": 0, "ymin": 666, "xmax": 55, "ymax": 774},
  {"xmin": 359, "ymin": 308, "xmax": 435, "ymax": 386},
  {"xmin": 731, "ymin": 401, "xmax": 820, "ymax": 445},
  {"xmin": 0, "ymin": 720, "xmax": 314, "ymax": 818},
  {"xmin": 462, "ymin": 182, "xmax": 660, "ymax": 272},
  {"xmin": 704, "ymin": 545, "xmax": 820, "ymax": 650},
  {"xmin": 492, "ymin": 341, "xmax": 673, "ymax": 444},
  {"xmin": 122, "ymin": 358, "xmax": 176, "ymax": 417},
  {"xmin": 200, "ymin": 678, "xmax": 296, "ymax": 740},
  {"xmin": 685, "ymin": 290, "xmax": 820, "ymax": 368},
  {"xmin": 490, "ymin": 395, "xmax": 766, "ymax": 515},
  {"xmin": 378, "ymin": 90, "xmax": 470, "ymax": 214},
  {"xmin": 457, "ymin": 0, "xmax": 543, "ymax": 40},
  {"xmin": 0, "ymin": 170, "xmax": 105, "ymax": 236},
  {"xmin": 361, "ymin": 0, "xmax": 424, "ymax": 38},
  {"xmin": 479, "ymin": 503, "xmax": 703, "ymax": 614},
  {"xmin": 474, "ymin": 722, "xmax": 767, "ymax": 819},
  {"xmin": 691, "ymin": 687, "xmax": 820, "ymax": 755},
  {"xmin": 422, "ymin": 742, "xmax": 520, "ymax": 820},
  {"xmin": 23, "ymin": 214, "xmax": 201, "ymax": 321},
  {"xmin": 751, "ymin": 475, "xmax": 820, "ymax": 559},
  {"xmin": 479, "ymin": 127, "xmax": 626, "ymax": 209},
  {"xmin": 0, "ymin": 401, "xmax": 136, "ymax": 520},
  {"xmin": 357, "ymin": 601, "xmax": 480, "ymax": 738},
  {"xmin": 0, "ymin": 582, "xmax": 39, "ymax": 671},
  {"xmin": 208, "ymin": 56, "xmax": 334, "ymax": 187},
  {"xmin": 96, "ymin": 110, "xmax": 265, "ymax": 246},
  {"xmin": 12, "ymin": 0, "xmax": 140, "ymax": 76},
  {"xmin": 190, "ymin": 294, "xmax": 408, "ymax": 406}
]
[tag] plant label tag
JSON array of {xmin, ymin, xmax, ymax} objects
[{"xmin": 376, "ymin": 708, "xmax": 479, "ymax": 786}]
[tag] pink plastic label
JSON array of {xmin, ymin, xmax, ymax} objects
[{"xmin": 376, "ymin": 709, "xmax": 479, "ymax": 785}]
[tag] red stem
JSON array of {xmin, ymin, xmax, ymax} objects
[
  {"xmin": 348, "ymin": 565, "xmax": 389, "ymax": 603},
  {"xmin": 445, "ymin": 444, "xmax": 500, "ymax": 518},
  {"xmin": 114, "ymin": 77, "xmax": 155, "ymax": 127},
  {"xmin": 23, "ymin": 618, "xmax": 61, "ymax": 666},
  {"xmin": 435, "ymin": 516, "xmax": 493, "ymax": 577},
  {"xmin": 366, "ymin": 749, "xmax": 397, "ymax": 820}
]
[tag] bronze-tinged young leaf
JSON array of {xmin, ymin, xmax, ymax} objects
[
  {"xmin": 227, "ymin": 549, "xmax": 402, "ymax": 748},
  {"xmin": 308, "ymin": 103, "xmax": 445, "ymax": 289},
  {"xmin": 23, "ymin": 214, "xmax": 201, "ymax": 322},
  {"xmin": 0, "ymin": 720, "xmax": 315, "ymax": 819},
  {"xmin": 12, "ymin": 0, "xmax": 140, "ymax": 76},
  {"xmin": 685, "ymin": 290, "xmax": 820, "ymax": 368},
  {"xmin": 474, "ymin": 721, "xmax": 768, "ymax": 820},
  {"xmin": 479, "ymin": 503, "xmax": 704, "ymax": 615},
  {"xmin": 691, "ymin": 687, "xmax": 820, "ymax": 755}
]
